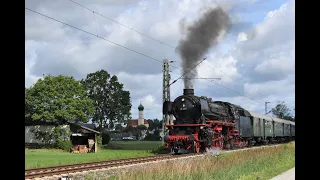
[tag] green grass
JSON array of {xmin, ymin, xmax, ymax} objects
[
  {"xmin": 108, "ymin": 142, "xmax": 295, "ymax": 180},
  {"xmin": 25, "ymin": 141, "xmax": 163, "ymax": 169},
  {"xmin": 107, "ymin": 141, "xmax": 163, "ymax": 150}
]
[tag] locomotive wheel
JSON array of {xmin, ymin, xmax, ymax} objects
[
  {"xmin": 230, "ymin": 138, "xmax": 235, "ymax": 150},
  {"xmin": 219, "ymin": 138, "xmax": 223, "ymax": 150},
  {"xmin": 193, "ymin": 141, "xmax": 200, "ymax": 153}
]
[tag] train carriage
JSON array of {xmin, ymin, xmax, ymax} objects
[
  {"xmin": 289, "ymin": 121, "xmax": 295, "ymax": 138},
  {"xmin": 247, "ymin": 111, "xmax": 273, "ymax": 144}
]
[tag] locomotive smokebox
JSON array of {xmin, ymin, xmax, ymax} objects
[{"xmin": 183, "ymin": 89, "xmax": 194, "ymax": 96}]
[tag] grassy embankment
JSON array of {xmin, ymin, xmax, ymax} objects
[
  {"xmin": 106, "ymin": 142, "xmax": 295, "ymax": 180},
  {"xmin": 25, "ymin": 141, "xmax": 163, "ymax": 169}
]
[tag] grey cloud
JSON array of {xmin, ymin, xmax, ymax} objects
[
  {"xmin": 25, "ymin": 0, "xmax": 295, "ymax": 119},
  {"xmin": 231, "ymin": 1, "xmax": 294, "ymax": 83},
  {"xmin": 236, "ymin": 64, "xmax": 288, "ymax": 83},
  {"xmin": 30, "ymin": 55, "xmax": 83, "ymax": 80}
]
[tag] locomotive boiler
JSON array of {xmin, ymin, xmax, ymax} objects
[{"xmin": 164, "ymin": 89, "xmax": 244, "ymax": 125}]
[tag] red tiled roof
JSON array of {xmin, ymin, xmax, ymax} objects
[{"xmin": 127, "ymin": 119, "xmax": 148, "ymax": 126}]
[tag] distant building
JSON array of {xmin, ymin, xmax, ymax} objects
[
  {"xmin": 109, "ymin": 132, "xmax": 136, "ymax": 141},
  {"xmin": 127, "ymin": 103, "xmax": 149, "ymax": 128}
]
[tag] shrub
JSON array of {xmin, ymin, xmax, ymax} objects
[
  {"xmin": 55, "ymin": 139, "xmax": 73, "ymax": 152},
  {"xmin": 96, "ymin": 135, "xmax": 102, "ymax": 146},
  {"xmin": 32, "ymin": 126, "xmax": 72, "ymax": 152},
  {"xmin": 152, "ymin": 145, "xmax": 170, "ymax": 154},
  {"xmin": 144, "ymin": 134, "xmax": 161, "ymax": 141}
]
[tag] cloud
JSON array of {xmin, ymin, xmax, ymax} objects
[{"xmin": 25, "ymin": 0, "xmax": 295, "ymax": 119}]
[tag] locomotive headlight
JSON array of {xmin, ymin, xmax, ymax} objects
[{"xmin": 181, "ymin": 98, "xmax": 185, "ymax": 101}]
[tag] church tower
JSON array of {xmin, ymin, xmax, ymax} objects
[{"xmin": 138, "ymin": 103, "xmax": 144, "ymax": 126}]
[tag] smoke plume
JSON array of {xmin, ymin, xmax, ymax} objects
[{"xmin": 177, "ymin": 6, "xmax": 231, "ymax": 89}]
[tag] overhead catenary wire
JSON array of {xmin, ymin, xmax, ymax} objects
[
  {"xmin": 205, "ymin": 60, "xmax": 266, "ymax": 98},
  {"xmin": 180, "ymin": 78, "xmax": 221, "ymax": 80},
  {"xmin": 166, "ymin": 57, "xmax": 207, "ymax": 88},
  {"xmin": 68, "ymin": 0, "xmax": 175, "ymax": 49},
  {"xmin": 169, "ymin": 64, "xmax": 262, "ymax": 104},
  {"xmin": 25, "ymin": 8, "xmax": 163, "ymax": 64},
  {"xmin": 25, "ymin": 7, "xmax": 263, "ymax": 104}
]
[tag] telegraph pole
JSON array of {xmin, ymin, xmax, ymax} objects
[{"xmin": 162, "ymin": 59, "xmax": 171, "ymax": 145}]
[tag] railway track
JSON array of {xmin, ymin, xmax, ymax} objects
[
  {"xmin": 25, "ymin": 153, "xmax": 200, "ymax": 179},
  {"xmin": 25, "ymin": 143, "xmax": 283, "ymax": 179}
]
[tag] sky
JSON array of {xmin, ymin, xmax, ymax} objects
[{"xmin": 25, "ymin": 0, "xmax": 295, "ymax": 120}]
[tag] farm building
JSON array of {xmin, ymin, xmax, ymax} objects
[
  {"xmin": 25, "ymin": 120, "xmax": 100, "ymax": 153},
  {"xmin": 69, "ymin": 122, "xmax": 100, "ymax": 153}
]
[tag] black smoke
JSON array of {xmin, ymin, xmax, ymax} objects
[{"xmin": 177, "ymin": 6, "xmax": 231, "ymax": 89}]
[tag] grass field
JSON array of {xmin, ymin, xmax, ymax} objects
[
  {"xmin": 107, "ymin": 142, "xmax": 295, "ymax": 180},
  {"xmin": 25, "ymin": 141, "xmax": 163, "ymax": 169},
  {"xmin": 106, "ymin": 141, "xmax": 163, "ymax": 150}
]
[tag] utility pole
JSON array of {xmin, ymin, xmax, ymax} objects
[
  {"xmin": 162, "ymin": 59, "xmax": 171, "ymax": 145},
  {"xmin": 265, "ymin": 102, "xmax": 270, "ymax": 114}
]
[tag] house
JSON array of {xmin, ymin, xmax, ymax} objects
[{"xmin": 127, "ymin": 119, "xmax": 149, "ymax": 128}]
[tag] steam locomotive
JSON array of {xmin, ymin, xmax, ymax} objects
[{"xmin": 162, "ymin": 89, "xmax": 295, "ymax": 154}]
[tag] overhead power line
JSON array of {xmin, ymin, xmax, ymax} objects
[
  {"xmin": 25, "ymin": 7, "xmax": 163, "ymax": 64},
  {"xmin": 68, "ymin": 0, "xmax": 175, "ymax": 48},
  {"xmin": 25, "ymin": 7, "xmax": 262, "ymax": 104},
  {"xmin": 169, "ymin": 64, "xmax": 262, "ymax": 104},
  {"xmin": 180, "ymin": 78, "xmax": 221, "ymax": 80},
  {"xmin": 167, "ymin": 57, "xmax": 207, "ymax": 88}
]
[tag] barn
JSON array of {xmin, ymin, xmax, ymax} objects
[
  {"xmin": 69, "ymin": 122, "xmax": 100, "ymax": 153},
  {"xmin": 25, "ymin": 120, "xmax": 100, "ymax": 153}
]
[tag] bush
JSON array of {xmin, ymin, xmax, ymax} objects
[
  {"xmin": 97, "ymin": 135, "xmax": 102, "ymax": 146},
  {"xmin": 55, "ymin": 139, "xmax": 73, "ymax": 152},
  {"xmin": 152, "ymin": 145, "xmax": 170, "ymax": 154},
  {"xmin": 33, "ymin": 126, "xmax": 72, "ymax": 152},
  {"xmin": 102, "ymin": 133, "xmax": 111, "ymax": 145},
  {"xmin": 144, "ymin": 134, "xmax": 161, "ymax": 141}
]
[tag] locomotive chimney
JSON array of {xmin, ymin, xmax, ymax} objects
[{"xmin": 183, "ymin": 89, "xmax": 194, "ymax": 96}]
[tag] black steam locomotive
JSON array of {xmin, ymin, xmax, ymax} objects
[{"xmin": 163, "ymin": 89, "xmax": 295, "ymax": 154}]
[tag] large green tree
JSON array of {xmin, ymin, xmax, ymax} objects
[
  {"xmin": 147, "ymin": 119, "xmax": 163, "ymax": 130},
  {"xmin": 81, "ymin": 69, "xmax": 132, "ymax": 131},
  {"xmin": 25, "ymin": 74, "xmax": 94, "ymax": 125},
  {"xmin": 271, "ymin": 101, "xmax": 292, "ymax": 120}
]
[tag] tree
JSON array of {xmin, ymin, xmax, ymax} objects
[
  {"xmin": 158, "ymin": 120, "xmax": 163, "ymax": 129},
  {"xmin": 136, "ymin": 125, "xmax": 147, "ymax": 131},
  {"xmin": 25, "ymin": 74, "xmax": 94, "ymax": 125},
  {"xmin": 81, "ymin": 69, "xmax": 132, "ymax": 131},
  {"xmin": 123, "ymin": 125, "xmax": 135, "ymax": 133},
  {"xmin": 154, "ymin": 129, "xmax": 160, "ymax": 136},
  {"xmin": 115, "ymin": 124, "xmax": 124, "ymax": 131},
  {"xmin": 147, "ymin": 119, "xmax": 163, "ymax": 130},
  {"xmin": 271, "ymin": 101, "xmax": 291, "ymax": 119}
]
